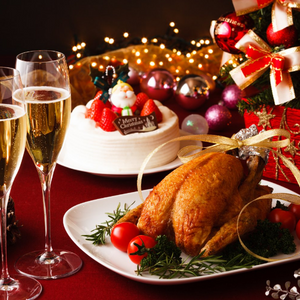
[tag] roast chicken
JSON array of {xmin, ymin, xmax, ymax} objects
[{"xmin": 118, "ymin": 152, "xmax": 272, "ymax": 257}]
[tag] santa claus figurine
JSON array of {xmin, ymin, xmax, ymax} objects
[{"xmin": 110, "ymin": 80, "xmax": 137, "ymax": 116}]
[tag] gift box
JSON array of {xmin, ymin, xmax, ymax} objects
[{"xmin": 244, "ymin": 105, "xmax": 300, "ymax": 184}]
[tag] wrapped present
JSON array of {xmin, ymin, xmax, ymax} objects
[{"xmin": 244, "ymin": 105, "xmax": 300, "ymax": 184}]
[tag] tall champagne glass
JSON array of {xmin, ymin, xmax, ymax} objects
[
  {"xmin": 14, "ymin": 50, "xmax": 82, "ymax": 279},
  {"xmin": 0, "ymin": 67, "xmax": 42, "ymax": 299}
]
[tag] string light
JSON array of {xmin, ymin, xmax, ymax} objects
[{"xmin": 68, "ymin": 21, "xmax": 218, "ymax": 79}]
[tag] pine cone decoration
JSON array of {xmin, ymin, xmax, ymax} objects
[{"xmin": 7, "ymin": 196, "xmax": 21, "ymax": 244}]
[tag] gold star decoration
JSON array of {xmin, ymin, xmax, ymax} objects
[
  {"xmin": 284, "ymin": 140, "xmax": 299, "ymax": 156},
  {"xmin": 254, "ymin": 107, "xmax": 276, "ymax": 129}
]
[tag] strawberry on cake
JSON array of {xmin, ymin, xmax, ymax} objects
[{"xmin": 62, "ymin": 80, "xmax": 180, "ymax": 173}]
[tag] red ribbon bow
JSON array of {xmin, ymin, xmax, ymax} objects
[{"xmin": 241, "ymin": 45, "xmax": 285, "ymax": 86}]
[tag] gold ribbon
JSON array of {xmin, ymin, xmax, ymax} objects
[
  {"xmin": 230, "ymin": 30, "xmax": 300, "ymax": 105},
  {"xmin": 137, "ymin": 128, "xmax": 300, "ymax": 262},
  {"xmin": 137, "ymin": 128, "xmax": 298, "ymax": 200}
]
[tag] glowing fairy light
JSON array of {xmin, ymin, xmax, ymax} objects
[{"xmin": 68, "ymin": 21, "xmax": 217, "ymax": 79}]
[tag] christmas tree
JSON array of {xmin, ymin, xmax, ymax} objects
[{"xmin": 217, "ymin": 3, "xmax": 300, "ymax": 113}]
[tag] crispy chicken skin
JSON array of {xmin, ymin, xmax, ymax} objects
[{"xmin": 117, "ymin": 152, "xmax": 272, "ymax": 256}]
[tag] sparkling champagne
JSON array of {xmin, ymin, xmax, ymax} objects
[
  {"xmin": 24, "ymin": 86, "xmax": 71, "ymax": 173},
  {"xmin": 0, "ymin": 104, "xmax": 26, "ymax": 196}
]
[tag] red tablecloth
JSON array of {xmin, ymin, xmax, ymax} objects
[{"xmin": 6, "ymin": 88, "xmax": 300, "ymax": 300}]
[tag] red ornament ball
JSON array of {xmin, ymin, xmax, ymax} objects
[
  {"xmin": 140, "ymin": 68, "xmax": 174, "ymax": 102},
  {"xmin": 205, "ymin": 104, "xmax": 232, "ymax": 131},
  {"xmin": 175, "ymin": 74, "xmax": 209, "ymax": 110},
  {"xmin": 266, "ymin": 23, "xmax": 298, "ymax": 48},
  {"xmin": 214, "ymin": 12, "xmax": 254, "ymax": 54}
]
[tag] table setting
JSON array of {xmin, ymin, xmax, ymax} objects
[{"xmin": 1, "ymin": 0, "xmax": 300, "ymax": 299}]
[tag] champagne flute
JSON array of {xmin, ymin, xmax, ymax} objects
[
  {"xmin": 0, "ymin": 67, "xmax": 42, "ymax": 299},
  {"xmin": 14, "ymin": 50, "xmax": 82, "ymax": 279}
]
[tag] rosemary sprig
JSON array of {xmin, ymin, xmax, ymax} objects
[
  {"xmin": 83, "ymin": 202, "xmax": 134, "ymax": 245},
  {"xmin": 136, "ymin": 251, "xmax": 259, "ymax": 279}
]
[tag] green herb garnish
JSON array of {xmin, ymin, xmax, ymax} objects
[{"xmin": 83, "ymin": 202, "xmax": 134, "ymax": 245}]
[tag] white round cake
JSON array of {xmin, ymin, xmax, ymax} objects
[{"xmin": 62, "ymin": 100, "xmax": 180, "ymax": 173}]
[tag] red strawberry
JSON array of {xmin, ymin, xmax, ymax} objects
[
  {"xmin": 94, "ymin": 90, "xmax": 111, "ymax": 109},
  {"xmin": 98, "ymin": 108, "xmax": 117, "ymax": 132},
  {"xmin": 85, "ymin": 99, "xmax": 106, "ymax": 122},
  {"xmin": 140, "ymin": 99, "xmax": 162, "ymax": 123},
  {"xmin": 135, "ymin": 92, "xmax": 149, "ymax": 110}
]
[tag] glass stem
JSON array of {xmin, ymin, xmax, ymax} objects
[
  {"xmin": 0, "ymin": 191, "xmax": 13, "ymax": 285},
  {"xmin": 37, "ymin": 163, "xmax": 56, "ymax": 259}
]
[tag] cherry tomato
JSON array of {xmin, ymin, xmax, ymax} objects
[
  {"xmin": 296, "ymin": 220, "xmax": 300, "ymax": 240},
  {"xmin": 289, "ymin": 204, "xmax": 300, "ymax": 221},
  {"xmin": 268, "ymin": 208, "xmax": 296, "ymax": 233},
  {"xmin": 110, "ymin": 222, "xmax": 140, "ymax": 252},
  {"xmin": 127, "ymin": 235, "xmax": 157, "ymax": 264}
]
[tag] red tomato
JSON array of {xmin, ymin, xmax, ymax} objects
[
  {"xmin": 296, "ymin": 220, "xmax": 300, "ymax": 240},
  {"xmin": 127, "ymin": 235, "xmax": 157, "ymax": 264},
  {"xmin": 268, "ymin": 208, "xmax": 296, "ymax": 233},
  {"xmin": 289, "ymin": 204, "xmax": 300, "ymax": 221},
  {"xmin": 110, "ymin": 222, "xmax": 140, "ymax": 252}
]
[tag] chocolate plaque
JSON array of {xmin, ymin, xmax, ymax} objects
[{"xmin": 113, "ymin": 112, "xmax": 159, "ymax": 135}]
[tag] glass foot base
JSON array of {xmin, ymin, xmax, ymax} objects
[
  {"xmin": 15, "ymin": 249, "xmax": 82, "ymax": 280},
  {"xmin": 0, "ymin": 274, "xmax": 42, "ymax": 299}
]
